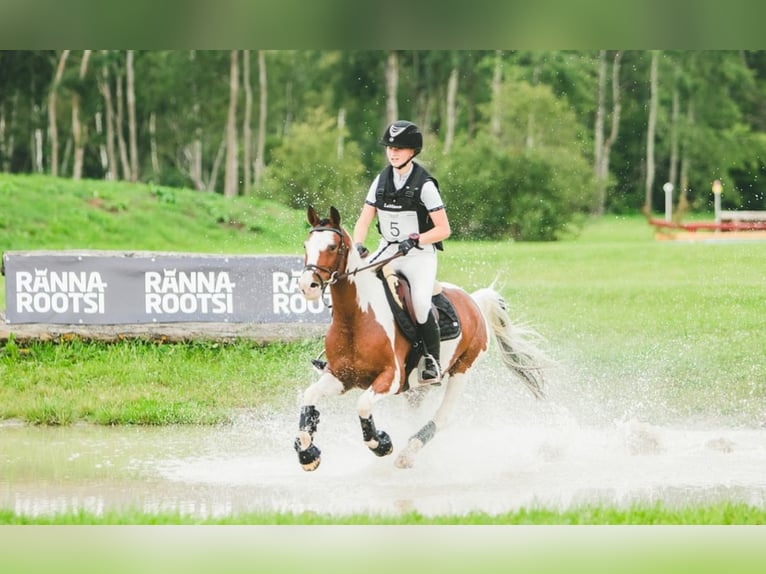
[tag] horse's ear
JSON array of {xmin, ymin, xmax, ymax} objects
[
  {"xmin": 307, "ymin": 206, "xmax": 320, "ymax": 227},
  {"xmin": 330, "ymin": 206, "xmax": 341, "ymax": 227}
]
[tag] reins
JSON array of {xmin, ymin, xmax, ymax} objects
[{"xmin": 302, "ymin": 225, "xmax": 403, "ymax": 295}]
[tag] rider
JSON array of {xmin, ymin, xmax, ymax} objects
[{"xmin": 353, "ymin": 120, "xmax": 451, "ymax": 384}]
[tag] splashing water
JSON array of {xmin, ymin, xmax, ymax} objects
[{"xmin": 2, "ymin": 361, "xmax": 766, "ymax": 519}]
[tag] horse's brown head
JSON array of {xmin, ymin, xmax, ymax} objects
[{"xmin": 299, "ymin": 206, "xmax": 350, "ymax": 300}]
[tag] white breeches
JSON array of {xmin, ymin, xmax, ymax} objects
[{"xmin": 371, "ymin": 240, "xmax": 437, "ymax": 324}]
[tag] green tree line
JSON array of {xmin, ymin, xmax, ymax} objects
[{"xmin": 2, "ymin": 50, "xmax": 766, "ymax": 240}]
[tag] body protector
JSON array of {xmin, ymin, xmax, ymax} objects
[{"xmin": 374, "ymin": 163, "xmax": 444, "ymax": 251}]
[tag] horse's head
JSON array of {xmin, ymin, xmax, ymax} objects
[{"xmin": 299, "ymin": 206, "xmax": 351, "ymax": 300}]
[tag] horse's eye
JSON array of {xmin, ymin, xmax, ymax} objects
[{"xmin": 328, "ymin": 244, "xmax": 337, "ymax": 252}]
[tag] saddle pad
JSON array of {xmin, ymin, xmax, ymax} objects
[{"xmin": 379, "ymin": 271, "xmax": 462, "ymax": 342}]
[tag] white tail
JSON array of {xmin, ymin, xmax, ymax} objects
[{"xmin": 471, "ymin": 287, "xmax": 547, "ymax": 399}]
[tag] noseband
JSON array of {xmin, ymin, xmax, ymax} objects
[{"xmin": 302, "ymin": 225, "xmax": 349, "ymax": 290}]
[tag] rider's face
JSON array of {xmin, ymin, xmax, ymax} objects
[{"xmin": 386, "ymin": 146, "xmax": 415, "ymax": 169}]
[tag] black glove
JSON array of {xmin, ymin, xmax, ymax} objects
[
  {"xmin": 397, "ymin": 233, "xmax": 420, "ymax": 255},
  {"xmin": 355, "ymin": 243, "xmax": 369, "ymax": 258}
]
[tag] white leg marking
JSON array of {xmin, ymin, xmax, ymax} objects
[
  {"xmin": 432, "ymin": 372, "xmax": 467, "ymax": 428},
  {"xmin": 301, "ymin": 372, "xmax": 344, "ymax": 406},
  {"xmin": 356, "ymin": 386, "xmax": 383, "ymax": 420}
]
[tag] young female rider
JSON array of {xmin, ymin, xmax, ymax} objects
[{"xmin": 353, "ymin": 120, "xmax": 451, "ymax": 384}]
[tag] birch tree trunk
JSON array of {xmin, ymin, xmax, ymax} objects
[
  {"xmin": 3, "ymin": 92, "xmax": 18, "ymax": 173},
  {"xmin": 0, "ymin": 105, "xmax": 6, "ymax": 172},
  {"xmin": 668, "ymin": 64, "xmax": 680, "ymax": 195},
  {"xmin": 48, "ymin": 50, "xmax": 70, "ymax": 177},
  {"xmin": 98, "ymin": 53, "xmax": 118, "ymax": 181},
  {"xmin": 677, "ymin": 102, "xmax": 694, "ymax": 219},
  {"xmin": 444, "ymin": 66, "xmax": 458, "ymax": 155},
  {"xmin": 149, "ymin": 111, "xmax": 159, "ymax": 178},
  {"xmin": 223, "ymin": 49, "xmax": 240, "ymax": 198},
  {"xmin": 254, "ymin": 50, "xmax": 267, "ymax": 187},
  {"xmin": 115, "ymin": 72, "xmax": 131, "ymax": 180},
  {"xmin": 490, "ymin": 50, "xmax": 503, "ymax": 139},
  {"xmin": 643, "ymin": 50, "xmax": 659, "ymax": 217},
  {"xmin": 242, "ymin": 49, "xmax": 253, "ymax": 194},
  {"xmin": 526, "ymin": 65, "xmax": 541, "ymax": 149},
  {"xmin": 72, "ymin": 50, "xmax": 92, "ymax": 181},
  {"xmin": 593, "ymin": 51, "xmax": 622, "ymax": 215},
  {"xmin": 593, "ymin": 51, "xmax": 606, "ymax": 193},
  {"xmin": 385, "ymin": 51, "xmax": 399, "ymax": 124},
  {"xmin": 126, "ymin": 50, "xmax": 138, "ymax": 181}
]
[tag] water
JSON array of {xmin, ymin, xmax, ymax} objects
[{"xmin": 2, "ymin": 370, "xmax": 766, "ymax": 519}]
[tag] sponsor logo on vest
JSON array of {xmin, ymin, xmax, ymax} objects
[
  {"xmin": 145, "ymin": 269, "xmax": 234, "ymax": 315},
  {"xmin": 15, "ymin": 268, "xmax": 107, "ymax": 315},
  {"xmin": 383, "ymin": 203, "xmax": 403, "ymax": 209},
  {"xmin": 272, "ymin": 270, "xmax": 325, "ymax": 315}
]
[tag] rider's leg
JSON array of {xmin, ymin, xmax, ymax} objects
[
  {"xmin": 399, "ymin": 247, "xmax": 441, "ymax": 384},
  {"xmin": 417, "ymin": 311, "xmax": 441, "ymax": 383}
]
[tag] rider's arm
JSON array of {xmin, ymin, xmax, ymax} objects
[
  {"xmin": 353, "ymin": 203, "xmax": 377, "ymax": 245},
  {"xmin": 418, "ymin": 207, "xmax": 451, "ymax": 246}
]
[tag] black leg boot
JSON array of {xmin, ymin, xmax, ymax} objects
[{"xmin": 418, "ymin": 313, "xmax": 442, "ymax": 385}]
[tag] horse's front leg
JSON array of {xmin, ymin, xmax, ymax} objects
[
  {"xmin": 356, "ymin": 371, "xmax": 399, "ymax": 458},
  {"xmin": 294, "ymin": 373, "xmax": 344, "ymax": 471}
]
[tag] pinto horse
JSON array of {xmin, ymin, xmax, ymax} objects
[{"xmin": 295, "ymin": 206, "xmax": 546, "ymax": 470}]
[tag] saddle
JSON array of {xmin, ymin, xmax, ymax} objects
[
  {"xmin": 377, "ymin": 265, "xmax": 462, "ymax": 344},
  {"xmin": 376, "ymin": 266, "xmax": 461, "ymax": 389}
]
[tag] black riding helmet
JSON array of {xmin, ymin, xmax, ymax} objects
[{"xmin": 379, "ymin": 120, "xmax": 423, "ymax": 154}]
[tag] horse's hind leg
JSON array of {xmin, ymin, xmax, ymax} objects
[{"xmin": 395, "ymin": 372, "xmax": 467, "ymax": 469}]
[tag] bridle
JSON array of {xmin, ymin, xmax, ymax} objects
[
  {"xmin": 302, "ymin": 226, "xmax": 350, "ymax": 292},
  {"xmin": 302, "ymin": 225, "xmax": 403, "ymax": 294}
]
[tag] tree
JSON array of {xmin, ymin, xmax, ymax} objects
[
  {"xmin": 98, "ymin": 51, "xmax": 118, "ymax": 180},
  {"xmin": 643, "ymin": 50, "xmax": 659, "ymax": 217},
  {"xmin": 254, "ymin": 50, "xmax": 267, "ymax": 188},
  {"xmin": 261, "ymin": 107, "xmax": 365, "ymax": 217},
  {"xmin": 385, "ymin": 51, "xmax": 398, "ymax": 123},
  {"xmin": 126, "ymin": 50, "xmax": 138, "ymax": 182},
  {"xmin": 223, "ymin": 50, "xmax": 240, "ymax": 198},
  {"xmin": 444, "ymin": 59, "xmax": 459, "ymax": 155},
  {"xmin": 71, "ymin": 50, "xmax": 92, "ymax": 181},
  {"xmin": 242, "ymin": 50, "xmax": 253, "ymax": 194},
  {"xmin": 48, "ymin": 50, "xmax": 70, "ymax": 177},
  {"xmin": 593, "ymin": 50, "xmax": 622, "ymax": 215}
]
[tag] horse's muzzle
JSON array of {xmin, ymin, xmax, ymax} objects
[{"xmin": 298, "ymin": 269, "xmax": 322, "ymax": 300}]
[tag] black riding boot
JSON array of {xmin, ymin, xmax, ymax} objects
[{"xmin": 418, "ymin": 313, "xmax": 442, "ymax": 384}]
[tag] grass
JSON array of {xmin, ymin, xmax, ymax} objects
[
  {"xmin": 0, "ymin": 337, "xmax": 317, "ymax": 424},
  {"xmin": 1, "ymin": 501, "xmax": 764, "ymax": 524}
]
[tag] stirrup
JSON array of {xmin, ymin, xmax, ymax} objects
[
  {"xmin": 311, "ymin": 359, "xmax": 328, "ymax": 372},
  {"xmin": 420, "ymin": 357, "xmax": 442, "ymax": 386}
]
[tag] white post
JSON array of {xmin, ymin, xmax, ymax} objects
[
  {"xmin": 712, "ymin": 179, "xmax": 723, "ymax": 226},
  {"xmin": 663, "ymin": 182, "xmax": 674, "ymax": 222}
]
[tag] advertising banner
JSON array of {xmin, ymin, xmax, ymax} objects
[{"xmin": 2, "ymin": 251, "xmax": 330, "ymax": 325}]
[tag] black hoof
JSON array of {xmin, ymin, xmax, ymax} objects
[
  {"xmin": 294, "ymin": 438, "xmax": 322, "ymax": 471},
  {"xmin": 369, "ymin": 431, "xmax": 393, "ymax": 457}
]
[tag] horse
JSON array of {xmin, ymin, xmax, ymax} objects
[{"xmin": 294, "ymin": 205, "xmax": 547, "ymax": 471}]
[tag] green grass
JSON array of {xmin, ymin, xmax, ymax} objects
[
  {"xmin": 0, "ymin": 337, "xmax": 317, "ymax": 425},
  {"xmin": 1, "ymin": 501, "xmax": 763, "ymax": 525}
]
